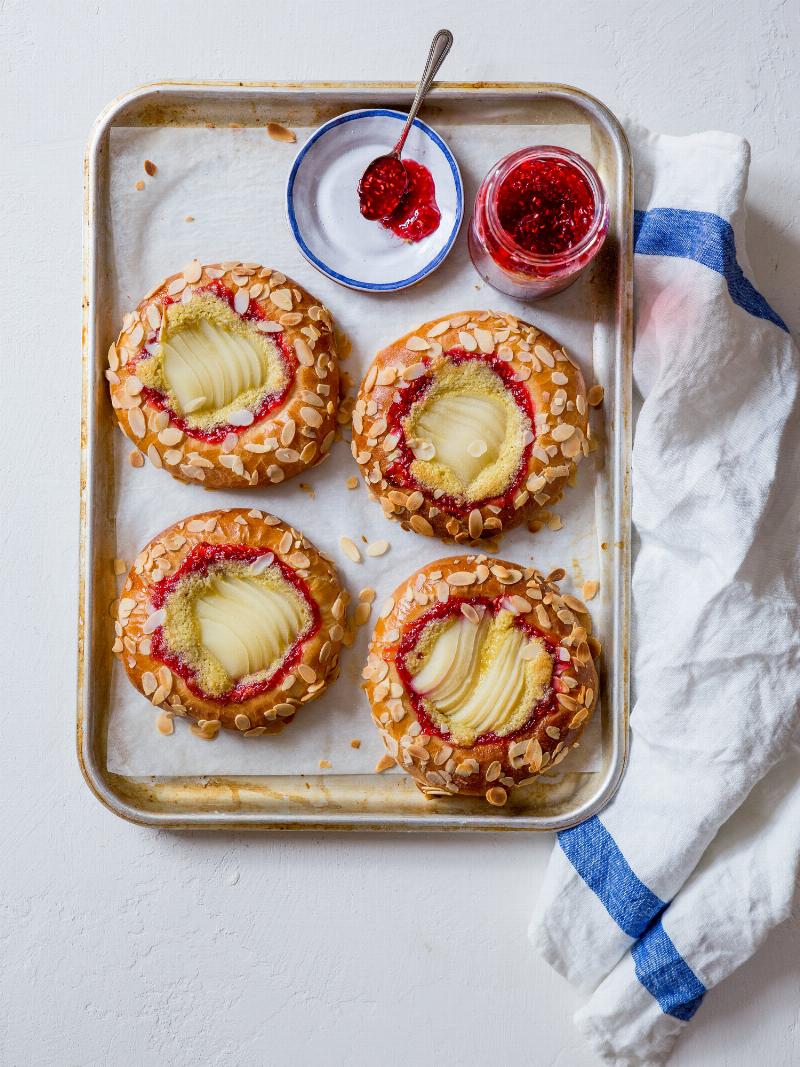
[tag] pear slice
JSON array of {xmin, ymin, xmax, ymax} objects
[
  {"xmin": 194, "ymin": 571, "xmax": 306, "ymax": 683},
  {"xmin": 162, "ymin": 320, "xmax": 274, "ymax": 416},
  {"xmin": 414, "ymin": 392, "xmax": 508, "ymax": 487}
]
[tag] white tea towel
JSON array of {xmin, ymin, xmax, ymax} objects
[{"xmin": 529, "ymin": 123, "xmax": 800, "ymax": 1063}]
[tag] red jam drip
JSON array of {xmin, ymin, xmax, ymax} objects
[
  {"xmin": 359, "ymin": 158, "xmax": 441, "ymax": 243},
  {"xmin": 395, "ymin": 596, "xmax": 567, "ymax": 747},
  {"xmin": 150, "ymin": 541, "xmax": 320, "ymax": 704},
  {"xmin": 384, "ymin": 347, "xmax": 534, "ymax": 520},
  {"xmin": 495, "ymin": 157, "xmax": 595, "ymax": 256},
  {"xmin": 133, "ymin": 279, "xmax": 297, "ymax": 444}
]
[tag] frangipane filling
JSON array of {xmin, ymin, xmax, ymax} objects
[
  {"xmin": 387, "ymin": 353, "xmax": 533, "ymax": 514},
  {"xmin": 402, "ymin": 602, "xmax": 554, "ymax": 747},
  {"xmin": 137, "ymin": 288, "xmax": 291, "ymax": 438},
  {"xmin": 151, "ymin": 544, "xmax": 315, "ymax": 701}
]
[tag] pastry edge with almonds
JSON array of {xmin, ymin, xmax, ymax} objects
[
  {"xmin": 114, "ymin": 508, "xmax": 346, "ymax": 735},
  {"xmin": 107, "ymin": 262, "xmax": 340, "ymax": 490},
  {"xmin": 363, "ymin": 555, "xmax": 599, "ymax": 805},
  {"xmin": 351, "ymin": 310, "xmax": 590, "ymax": 545}
]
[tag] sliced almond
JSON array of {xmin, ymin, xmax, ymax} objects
[
  {"xmin": 447, "ymin": 571, "xmax": 477, "ymax": 587},
  {"xmin": 340, "ymin": 537, "xmax": 362, "ymax": 563},
  {"xmin": 267, "ymin": 121, "xmax": 296, "ymax": 143},
  {"xmin": 405, "ymin": 336, "xmax": 430, "ymax": 352},
  {"xmin": 582, "ymin": 580, "xmax": 599, "ymax": 601}
]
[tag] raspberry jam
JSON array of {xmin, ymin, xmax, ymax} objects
[
  {"xmin": 358, "ymin": 158, "xmax": 441, "ymax": 243},
  {"xmin": 469, "ymin": 146, "xmax": 608, "ymax": 299},
  {"xmin": 358, "ymin": 155, "xmax": 408, "ymax": 219},
  {"xmin": 395, "ymin": 596, "xmax": 567, "ymax": 747},
  {"xmin": 150, "ymin": 542, "xmax": 320, "ymax": 704}
]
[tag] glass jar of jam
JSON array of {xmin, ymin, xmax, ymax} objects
[{"xmin": 468, "ymin": 145, "xmax": 609, "ymax": 300}]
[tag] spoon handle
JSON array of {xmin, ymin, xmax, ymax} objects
[{"xmin": 394, "ymin": 28, "xmax": 453, "ymax": 156}]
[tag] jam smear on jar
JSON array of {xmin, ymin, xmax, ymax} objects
[
  {"xmin": 358, "ymin": 158, "xmax": 440, "ymax": 243},
  {"xmin": 496, "ymin": 157, "xmax": 595, "ymax": 256}
]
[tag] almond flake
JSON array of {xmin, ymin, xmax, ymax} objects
[
  {"xmin": 366, "ymin": 540, "xmax": 389, "ymax": 557},
  {"xmin": 458, "ymin": 331, "xmax": 477, "ymax": 352},
  {"xmin": 410, "ymin": 514, "xmax": 433, "ymax": 536},
  {"xmin": 588, "ymin": 384, "xmax": 605, "ymax": 407},
  {"xmin": 403, "ymin": 362, "xmax": 426, "ymax": 381},
  {"xmin": 563, "ymin": 594, "xmax": 588, "ymax": 614},
  {"xmin": 143, "ymin": 608, "xmax": 166, "ymax": 634},
  {"xmin": 340, "ymin": 537, "xmax": 362, "ymax": 563},
  {"xmin": 405, "ymin": 336, "xmax": 429, "ymax": 352},
  {"xmin": 158, "ymin": 427, "xmax": 183, "ymax": 447},
  {"xmin": 233, "ymin": 288, "xmax": 250, "ymax": 315},
  {"xmin": 228, "ymin": 409, "xmax": 254, "ymax": 427},
  {"xmin": 582, "ymin": 580, "xmax": 599, "ymax": 601},
  {"xmin": 447, "ymin": 571, "xmax": 477, "ymax": 587},
  {"xmin": 375, "ymin": 754, "xmax": 395, "ymax": 774},
  {"xmin": 474, "ymin": 328, "xmax": 494, "ymax": 353},
  {"xmin": 551, "ymin": 423, "xmax": 576, "ymax": 442},
  {"xmin": 294, "ymin": 337, "xmax": 314, "ymax": 366},
  {"xmin": 267, "ymin": 121, "xmax": 296, "ymax": 143},
  {"xmin": 534, "ymin": 344, "xmax": 555, "ymax": 368},
  {"xmin": 427, "ymin": 320, "xmax": 450, "ymax": 337},
  {"xmin": 299, "ymin": 406, "xmax": 322, "ymax": 428},
  {"xmin": 128, "ymin": 407, "xmax": 146, "ymax": 439},
  {"xmin": 270, "ymin": 288, "xmax": 293, "ymax": 312}
]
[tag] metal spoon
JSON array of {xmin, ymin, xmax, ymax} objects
[{"xmin": 358, "ymin": 28, "xmax": 454, "ymax": 220}]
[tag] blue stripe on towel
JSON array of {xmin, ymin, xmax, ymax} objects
[
  {"xmin": 558, "ymin": 816, "xmax": 666, "ymax": 938},
  {"xmin": 632, "ymin": 920, "xmax": 706, "ymax": 1021},
  {"xmin": 633, "ymin": 207, "xmax": 788, "ymax": 333}
]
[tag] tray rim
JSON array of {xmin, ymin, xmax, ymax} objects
[{"xmin": 79, "ymin": 79, "xmax": 632, "ymax": 832}]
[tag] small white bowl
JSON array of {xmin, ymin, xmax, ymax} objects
[{"xmin": 286, "ymin": 108, "xmax": 463, "ymax": 292}]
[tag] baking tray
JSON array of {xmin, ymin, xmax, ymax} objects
[{"xmin": 79, "ymin": 81, "xmax": 632, "ymax": 831}]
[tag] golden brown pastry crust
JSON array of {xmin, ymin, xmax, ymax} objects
[
  {"xmin": 108, "ymin": 262, "xmax": 339, "ymax": 489},
  {"xmin": 363, "ymin": 555, "xmax": 599, "ymax": 805},
  {"xmin": 114, "ymin": 508, "xmax": 346, "ymax": 736},
  {"xmin": 351, "ymin": 310, "xmax": 589, "ymax": 544}
]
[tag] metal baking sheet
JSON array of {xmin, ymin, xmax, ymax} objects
[{"xmin": 79, "ymin": 82, "xmax": 632, "ymax": 830}]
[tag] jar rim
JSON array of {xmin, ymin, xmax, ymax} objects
[{"xmin": 481, "ymin": 145, "xmax": 608, "ymax": 267}]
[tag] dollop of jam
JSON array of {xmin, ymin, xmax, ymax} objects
[
  {"xmin": 150, "ymin": 542, "xmax": 320, "ymax": 704},
  {"xmin": 495, "ymin": 156, "xmax": 594, "ymax": 256},
  {"xmin": 395, "ymin": 596, "xmax": 565, "ymax": 746},
  {"xmin": 358, "ymin": 158, "xmax": 441, "ymax": 243}
]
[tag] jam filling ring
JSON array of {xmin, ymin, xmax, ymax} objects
[
  {"xmin": 351, "ymin": 310, "xmax": 590, "ymax": 545},
  {"xmin": 363, "ymin": 554, "xmax": 599, "ymax": 806},
  {"xmin": 114, "ymin": 509, "xmax": 346, "ymax": 738},
  {"xmin": 108, "ymin": 262, "xmax": 339, "ymax": 490}
]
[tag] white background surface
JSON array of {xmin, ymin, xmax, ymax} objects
[{"xmin": 2, "ymin": 1, "xmax": 799, "ymax": 1064}]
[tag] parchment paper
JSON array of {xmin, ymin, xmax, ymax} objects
[{"xmin": 106, "ymin": 122, "xmax": 604, "ymax": 777}]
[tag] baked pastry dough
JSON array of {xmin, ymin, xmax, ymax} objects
[
  {"xmin": 108, "ymin": 262, "xmax": 339, "ymax": 489},
  {"xmin": 351, "ymin": 311, "xmax": 589, "ymax": 543},
  {"xmin": 114, "ymin": 508, "xmax": 346, "ymax": 736},
  {"xmin": 363, "ymin": 555, "xmax": 599, "ymax": 805}
]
